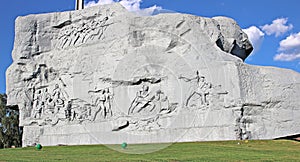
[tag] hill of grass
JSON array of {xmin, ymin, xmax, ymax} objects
[{"xmin": 0, "ymin": 140, "xmax": 299, "ymax": 161}]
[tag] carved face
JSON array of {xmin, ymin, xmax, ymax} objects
[
  {"xmin": 142, "ymin": 85, "xmax": 149, "ymax": 92},
  {"xmin": 200, "ymin": 77, "xmax": 205, "ymax": 82}
]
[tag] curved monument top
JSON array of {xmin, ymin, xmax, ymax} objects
[{"xmin": 12, "ymin": 2, "xmax": 252, "ymax": 61}]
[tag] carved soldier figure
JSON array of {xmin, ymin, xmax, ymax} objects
[
  {"xmin": 200, "ymin": 82, "xmax": 212, "ymax": 105},
  {"xmin": 52, "ymin": 84, "xmax": 63, "ymax": 102},
  {"xmin": 91, "ymin": 90, "xmax": 106, "ymax": 121},
  {"xmin": 43, "ymin": 96, "xmax": 54, "ymax": 115},
  {"xmin": 104, "ymin": 88, "xmax": 113, "ymax": 118},
  {"xmin": 155, "ymin": 91, "xmax": 170, "ymax": 112},
  {"xmin": 40, "ymin": 88, "xmax": 53, "ymax": 115},
  {"xmin": 58, "ymin": 25, "xmax": 73, "ymax": 49},
  {"xmin": 21, "ymin": 85, "xmax": 34, "ymax": 118},
  {"xmin": 97, "ymin": 16, "xmax": 109, "ymax": 40},
  {"xmin": 84, "ymin": 20, "xmax": 98, "ymax": 42},
  {"xmin": 64, "ymin": 100, "xmax": 72, "ymax": 120},
  {"xmin": 39, "ymin": 65, "xmax": 48, "ymax": 85},
  {"xmin": 179, "ymin": 71, "xmax": 210, "ymax": 106},
  {"xmin": 128, "ymin": 85, "xmax": 155, "ymax": 115},
  {"xmin": 32, "ymin": 90, "xmax": 43, "ymax": 118},
  {"xmin": 41, "ymin": 88, "xmax": 50, "ymax": 104},
  {"xmin": 52, "ymin": 84, "xmax": 65, "ymax": 114}
]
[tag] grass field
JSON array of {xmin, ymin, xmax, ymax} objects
[{"xmin": 0, "ymin": 140, "xmax": 299, "ymax": 161}]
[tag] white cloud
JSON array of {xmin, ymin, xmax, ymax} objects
[
  {"xmin": 274, "ymin": 32, "xmax": 300, "ymax": 61},
  {"xmin": 243, "ymin": 26, "xmax": 265, "ymax": 55},
  {"xmin": 278, "ymin": 32, "xmax": 300, "ymax": 51},
  {"xmin": 85, "ymin": 0, "xmax": 114, "ymax": 7},
  {"xmin": 84, "ymin": 0, "xmax": 162, "ymax": 16},
  {"xmin": 119, "ymin": 0, "xmax": 142, "ymax": 12},
  {"xmin": 274, "ymin": 53, "xmax": 300, "ymax": 61},
  {"xmin": 261, "ymin": 18, "xmax": 293, "ymax": 37}
]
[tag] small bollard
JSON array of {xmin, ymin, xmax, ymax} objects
[
  {"xmin": 121, "ymin": 142, "xmax": 127, "ymax": 149},
  {"xmin": 36, "ymin": 144, "xmax": 42, "ymax": 150}
]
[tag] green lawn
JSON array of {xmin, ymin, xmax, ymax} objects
[{"xmin": 0, "ymin": 140, "xmax": 299, "ymax": 161}]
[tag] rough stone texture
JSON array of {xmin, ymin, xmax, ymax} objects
[{"xmin": 6, "ymin": 3, "xmax": 300, "ymax": 146}]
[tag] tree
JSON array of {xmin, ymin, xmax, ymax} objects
[{"xmin": 0, "ymin": 94, "xmax": 22, "ymax": 148}]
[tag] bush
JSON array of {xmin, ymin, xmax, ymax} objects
[{"xmin": 0, "ymin": 94, "xmax": 22, "ymax": 148}]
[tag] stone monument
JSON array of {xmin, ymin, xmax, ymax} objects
[{"xmin": 6, "ymin": 3, "xmax": 300, "ymax": 146}]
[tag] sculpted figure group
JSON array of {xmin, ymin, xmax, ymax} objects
[
  {"xmin": 57, "ymin": 16, "xmax": 110, "ymax": 49},
  {"xmin": 29, "ymin": 83, "xmax": 114, "ymax": 124},
  {"xmin": 23, "ymin": 69, "xmax": 226, "ymax": 126},
  {"xmin": 31, "ymin": 84, "xmax": 68, "ymax": 119},
  {"xmin": 128, "ymin": 85, "xmax": 172, "ymax": 115}
]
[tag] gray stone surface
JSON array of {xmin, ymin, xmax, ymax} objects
[{"xmin": 6, "ymin": 3, "xmax": 300, "ymax": 146}]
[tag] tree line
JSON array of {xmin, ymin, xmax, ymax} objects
[{"xmin": 0, "ymin": 94, "xmax": 22, "ymax": 148}]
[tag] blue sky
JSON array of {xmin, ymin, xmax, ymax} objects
[{"xmin": 1, "ymin": 0, "xmax": 300, "ymax": 94}]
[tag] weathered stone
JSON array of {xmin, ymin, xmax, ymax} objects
[
  {"xmin": 213, "ymin": 16, "xmax": 253, "ymax": 60},
  {"xmin": 6, "ymin": 3, "xmax": 300, "ymax": 147}
]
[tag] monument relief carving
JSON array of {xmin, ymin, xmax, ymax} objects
[
  {"xmin": 128, "ymin": 85, "xmax": 176, "ymax": 116},
  {"xmin": 6, "ymin": 3, "xmax": 300, "ymax": 147},
  {"xmin": 179, "ymin": 71, "xmax": 228, "ymax": 109},
  {"xmin": 56, "ymin": 10, "xmax": 114, "ymax": 49},
  {"xmin": 90, "ymin": 88, "xmax": 113, "ymax": 120}
]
